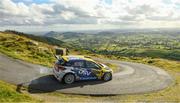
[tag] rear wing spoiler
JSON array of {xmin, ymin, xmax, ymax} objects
[{"xmin": 54, "ymin": 48, "xmax": 69, "ymax": 59}]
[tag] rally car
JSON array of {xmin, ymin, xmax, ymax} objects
[{"xmin": 53, "ymin": 55, "xmax": 113, "ymax": 84}]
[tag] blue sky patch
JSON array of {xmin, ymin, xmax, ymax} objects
[
  {"xmin": 104, "ymin": 0, "xmax": 112, "ymax": 5},
  {"xmin": 162, "ymin": 0, "xmax": 172, "ymax": 4}
]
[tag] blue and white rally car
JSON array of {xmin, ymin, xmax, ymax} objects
[{"xmin": 53, "ymin": 55, "xmax": 113, "ymax": 84}]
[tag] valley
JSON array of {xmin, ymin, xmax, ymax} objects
[{"xmin": 0, "ymin": 30, "xmax": 179, "ymax": 102}]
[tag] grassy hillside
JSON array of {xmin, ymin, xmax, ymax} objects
[
  {"xmin": 97, "ymin": 49, "xmax": 180, "ymax": 60},
  {"xmin": 46, "ymin": 31, "xmax": 180, "ymax": 61},
  {"xmin": 0, "ymin": 31, "xmax": 118, "ymax": 102},
  {"xmin": 0, "ymin": 31, "xmax": 179, "ymax": 102},
  {"xmin": 4, "ymin": 30, "xmax": 69, "ymax": 48},
  {"xmin": 0, "ymin": 80, "xmax": 39, "ymax": 102},
  {"xmin": 0, "ymin": 32, "xmax": 57, "ymax": 67},
  {"xmin": 0, "ymin": 31, "xmax": 118, "ymax": 69}
]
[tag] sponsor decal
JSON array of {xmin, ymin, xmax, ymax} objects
[
  {"xmin": 80, "ymin": 77, "xmax": 97, "ymax": 80},
  {"xmin": 78, "ymin": 69, "xmax": 91, "ymax": 76}
]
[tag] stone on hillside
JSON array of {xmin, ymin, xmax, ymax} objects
[{"xmin": 26, "ymin": 41, "xmax": 39, "ymax": 46}]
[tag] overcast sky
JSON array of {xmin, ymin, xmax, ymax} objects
[{"xmin": 0, "ymin": 0, "xmax": 180, "ymax": 32}]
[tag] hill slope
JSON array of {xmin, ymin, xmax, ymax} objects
[
  {"xmin": 4, "ymin": 30, "xmax": 70, "ymax": 48},
  {"xmin": 0, "ymin": 80, "xmax": 38, "ymax": 102},
  {"xmin": 0, "ymin": 31, "xmax": 180, "ymax": 102},
  {"xmin": 0, "ymin": 31, "xmax": 57, "ymax": 67}
]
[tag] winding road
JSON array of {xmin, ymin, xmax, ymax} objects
[{"xmin": 0, "ymin": 53, "xmax": 173, "ymax": 95}]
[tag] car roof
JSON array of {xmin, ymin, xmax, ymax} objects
[{"xmin": 62, "ymin": 55, "xmax": 95, "ymax": 62}]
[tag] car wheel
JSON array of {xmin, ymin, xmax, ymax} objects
[
  {"xmin": 103, "ymin": 72, "xmax": 112, "ymax": 81},
  {"xmin": 63, "ymin": 74, "xmax": 75, "ymax": 84}
]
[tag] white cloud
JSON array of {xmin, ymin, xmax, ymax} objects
[
  {"xmin": 0, "ymin": 0, "xmax": 180, "ymax": 30},
  {"xmin": 60, "ymin": 11, "xmax": 76, "ymax": 20}
]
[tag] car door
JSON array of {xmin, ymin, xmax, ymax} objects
[
  {"xmin": 71, "ymin": 60, "xmax": 92, "ymax": 80},
  {"xmin": 85, "ymin": 61, "xmax": 103, "ymax": 79}
]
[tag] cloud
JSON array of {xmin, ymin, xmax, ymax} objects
[
  {"xmin": 0, "ymin": 0, "xmax": 55, "ymax": 25},
  {"xmin": 0, "ymin": 0, "xmax": 180, "ymax": 29}
]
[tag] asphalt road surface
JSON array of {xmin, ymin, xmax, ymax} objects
[{"xmin": 0, "ymin": 53, "xmax": 173, "ymax": 95}]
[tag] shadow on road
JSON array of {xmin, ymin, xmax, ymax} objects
[{"xmin": 28, "ymin": 75, "xmax": 105, "ymax": 93}]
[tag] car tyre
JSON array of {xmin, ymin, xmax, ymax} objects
[
  {"xmin": 63, "ymin": 74, "xmax": 75, "ymax": 84},
  {"xmin": 103, "ymin": 72, "xmax": 112, "ymax": 81}
]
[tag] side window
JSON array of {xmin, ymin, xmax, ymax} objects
[
  {"xmin": 86, "ymin": 61, "xmax": 100, "ymax": 69},
  {"xmin": 72, "ymin": 60, "xmax": 85, "ymax": 68}
]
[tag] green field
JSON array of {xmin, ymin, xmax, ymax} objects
[
  {"xmin": 46, "ymin": 31, "xmax": 180, "ymax": 61},
  {"xmin": 0, "ymin": 31, "xmax": 179, "ymax": 102}
]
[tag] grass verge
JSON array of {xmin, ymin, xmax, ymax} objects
[{"xmin": 0, "ymin": 80, "xmax": 39, "ymax": 102}]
